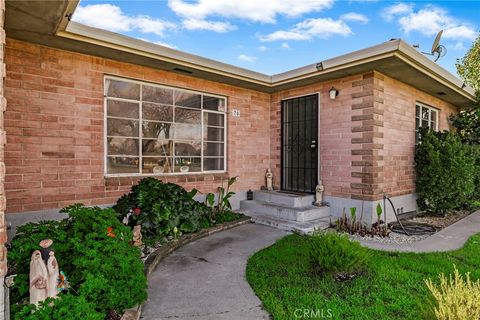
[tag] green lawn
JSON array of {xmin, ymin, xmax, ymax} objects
[{"xmin": 246, "ymin": 233, "xmax": 480, "ymax": 320}]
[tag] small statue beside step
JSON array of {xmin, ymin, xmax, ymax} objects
[
  {"xmin": 265, "ymin": 168, "xmax": 273, "ymax": 191},
  {"xmin": 314, "ymin": 182, "xmax": 325, "ymax": 206}
]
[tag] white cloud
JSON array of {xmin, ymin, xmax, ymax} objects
[
  {"xmin": 382, "ymin": 3, "xmax": 414, "ymax": 21},
  {"xmin": 73, "ymin": 4, "xmax": 176, "ymax": 37},
  {"xmin": 260, "ymin": 30, "xmax": 310, "ymax": 42},
  {"xmin": 443, "ymin": 25, "xmax": 478, "ymax": 41},
  {"xmin": 398, "ymin": 5, "xmax": 477, "ymax": 40},
  {"xmin": 134, "ymin": 16, "xmax": 176, "ymax": 36},
  {"xmin": 340, "ymin": 12, "xmax": 369, "ymax": 24},
  {"xmin": 451, "ymin": 42, "xmax": 466, "ymax": 51},
  {"xmin": 281, "ymin": 42, "xmax": 290, "ymax": 49},
  {"xmin": 182, "ymin": 19, "xmax": 235, "ymax": 32},
  {"xmin": 259, "ymin": 18, "xmax": 352, "ymax": 42},
  {"xmin": 238, "ymin": 54, "xmax": 257, "ymax": 62},
  {"xmin": 258, "ymin": 46, "xmax": 268, "ymax": 52},
  {"xmin": 168, "ymin": 0, "xmax": 334, "ymax": 24}
]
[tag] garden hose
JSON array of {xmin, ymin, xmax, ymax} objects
[
  {"xmin": 383, "ymin": 193, "xmax": 410, "ymax": 236},
  {"xmin": 383, "ymin": 193, "xmax": 438, "ymax": 236},
  {"xmin": 390, "ymin": 222, "xmax": 437, "ymax": 235}
]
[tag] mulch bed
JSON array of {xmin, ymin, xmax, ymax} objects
[{"xmin": 406, "ymin": 210, "xmax": 473, "ymax": 229}]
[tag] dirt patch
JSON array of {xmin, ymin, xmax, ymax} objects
[{"xmin": 406, "ymin": 210, "xmax": 472, "ymax": 229}]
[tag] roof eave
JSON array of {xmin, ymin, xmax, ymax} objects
[{"xmin": 60, "ymin": 22, "xmax": 273, "ymax": 86}]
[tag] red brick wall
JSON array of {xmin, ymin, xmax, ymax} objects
[
  {"xmin": 271, "ymin": 71, "xmax": 459, "ymax": 202},
  {"xmin": 4, "ymin": 37, "xmax": 461, "ymax": 214},
  {"xmin": 4, "ymin": 38, "xmax": 271, "ymax": 213},
  {"xmin": 382, "ymin": 74, "xmax": 457, "ymax": 197},
  {"xmin": 271, "ymin": 74, "xmax": 364, "ymax": 199},
  {"xmin": 0, "ymin": 0, "xmax": 7, "ymax": 278}
]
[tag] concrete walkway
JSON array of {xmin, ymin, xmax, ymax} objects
[
  {"xmin": 359, "ymin": 209, "xmax": 480, "ymax": 252},
  {"xmin": 141, "ymin": 223, "xmax": 287, "ymax": 320}
]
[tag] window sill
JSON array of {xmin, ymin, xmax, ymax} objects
[{"xmin": 105, "ymin": 172, "xmax": 230, "ymax": 187}]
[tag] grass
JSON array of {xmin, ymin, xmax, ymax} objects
[{"xmin": 246, "ymin": 233, "xmax": 480, "ymax": 320}]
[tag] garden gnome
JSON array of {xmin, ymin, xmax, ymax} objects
[
  {"xmin": 29, "ymin": 250, "xmax": 48, "ymax": 306},
  {"xmin": 266, "ymin": 168, "xmax": 273, "ymax": 191},
  {"xmin": 133, "ymin": 225, "xmax": 143, "ymax": 247},
  {"xmin": 314, "ymin": 182, "xmax": 324, "ymax": 206}
]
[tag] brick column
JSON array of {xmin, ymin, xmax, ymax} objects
[
  {"xmin": 350, "ymin": 72, "xmax": 385, "ymax": 201},
  {"xmin": 0, "ymin": 1, "xmax": 7, "ymax": 316}
]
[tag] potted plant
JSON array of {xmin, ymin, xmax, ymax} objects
[{"xmin": 179, "ymin": 159, "xmax": 191, "ymax": 173}]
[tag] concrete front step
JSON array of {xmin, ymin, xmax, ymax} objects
[
  {"xmin": 253, "ymin": 190, "xmax": 315, "ymax": 208},
  {"xmin": 243, "ymin": 211, "xmax": 331, "ymax": 235},
  {"xmin": 240, "ymin": 199, "xmax": 330, "ymax": 222}
]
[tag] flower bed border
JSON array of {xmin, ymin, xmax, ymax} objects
[{"xmin": 121, "ymin": 216, "xmax": 252, "ymax": 320}]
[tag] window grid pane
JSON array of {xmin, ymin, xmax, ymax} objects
[
  {"xmin": 105, "ymin": 77, "xmax": 226, "ymax": 175},
  {"xmin": 415, "ymin": 103, "xmax": 439, "ymax": 144}
]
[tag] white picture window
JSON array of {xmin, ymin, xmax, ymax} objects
[
  {"xmin": 105, "ymin": 76, "xmax": 227, "ymax": 175},
  {"xmin": 415, "ymin": 102, "xmax": 438, "ymax": 143}
]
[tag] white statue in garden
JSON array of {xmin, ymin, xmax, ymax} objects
[
  {"xmin": 29, "ymin": 250, "xmax": 48, "ymax": 306},
  {"xmin": 46, "ymin": 251, "xmax": 59, "ymax": 298},
  {"xmin": 30, "ymin": 239, "xmax": 60, "ymax": 306},
  {"xmin": 132, "ymin": 225, "xmax": 143, "ymax": 247}
]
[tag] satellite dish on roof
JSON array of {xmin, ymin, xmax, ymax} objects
[
  {"xmin": 431, "ymin": 30, "xmax": 443, "ymax": 53},
  {"xmin": 418, "ymin": 30, "xmax": 447, "ymax": 62}
]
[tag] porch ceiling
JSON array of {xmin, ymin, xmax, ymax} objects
[
  {"xmin": 5, "ymin": 0, "xmax": 75, "ymax": 38},
  {"xmin": 4, "ymin": 0, "xmax": 476, "ymax": 108}
]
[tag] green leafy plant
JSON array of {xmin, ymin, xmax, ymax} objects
[
  {"xmin": 450, "ymin": 107, "xmax": 480, "ymax": 145},
  {"xmin": 309, "ymin": 232, "xmax": 369, "ymax": 280},
  {"xmin": 205, "ymin": 176, "xmax": 238, "ymax": 220},
  {"xmin": 9, "ymin": 205, "xmax": 147, "ymax": 319},
  {"xmin": 14, "ymin": 295, "xmax": 103, "ymax": 320},
  {"xmin": 113, "ymin": 177, "xmax": 212, "ymax": 242},
  {"xmin": 415, "ymin": 128, "xmax": 477, "ymax": 214},
  {"xmin": 332, "ymin": 207, "xmax": 388, "ymax": 237},
  {"xmin": 376, "ymin": 203, "xmax": 382, "ymax": 223}
]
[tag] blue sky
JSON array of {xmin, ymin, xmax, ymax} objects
[{"xmin": 73, "ymin": 1, "xmax": 480, "ymax": 77}]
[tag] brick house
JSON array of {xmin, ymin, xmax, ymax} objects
[{"xmin": 0, "ymin": 1, "xmax": 476, "ymax": 310}]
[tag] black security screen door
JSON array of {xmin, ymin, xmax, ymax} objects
[{"xmin": 281, "ymin": 94, "xmax": 318, "ymax": 193}]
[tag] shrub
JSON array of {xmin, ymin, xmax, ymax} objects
[
  {"xmin": 415, "ymin": 128, "xmax": 477, "ymax": 214},
  {"xmin": 309, "ymin": 232, "xmax": 369, "ymax": 278},
  {"xmin": 114, "ymin": 177, "xmax": 213, "ymax": 242},
  {"xmin": 425, "ymin": 266, "xmax": 480, "ymax": 320},
  {"xmin": 14, "ymin": 295, "xmax": 103, "ymax": 320},
  {"xmin": 450, "ymin": 107, "xmax": 480, "ymax": 145},
  {"xmin": 9, "ymin": 204, "xmax": 147, "ymax": 319}
]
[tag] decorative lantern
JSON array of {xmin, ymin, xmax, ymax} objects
[
  {"xmin": 247, "ymin": 189, "xmax": 253, "ymax": 200},
  {"xmin": 329, "ymin": 87, "xmax": 339, "ymax": 100}
]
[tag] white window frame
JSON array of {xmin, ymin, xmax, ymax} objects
[
  {"xmin": 415, "ymin": 102, "xmax": 439, "ymax": 143},
  {"xmin": 416, "ymin": 102, "xmax": 439, "ymax": 130},
  {"xmin": 104, "ymin": 75, "xmax": 228, "ymax": 177}
]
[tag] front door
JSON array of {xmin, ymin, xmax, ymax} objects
[{"xmin": 281, "ymin": 94, "xmax": 318, "ymax": 193}]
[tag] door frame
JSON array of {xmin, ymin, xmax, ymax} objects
[{"xmin": 280, "ymin": 93, "xmax": 321, "ymax": 194}]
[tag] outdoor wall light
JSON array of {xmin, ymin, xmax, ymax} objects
[{"xmin": 329, "ymin": 87, "xmax": 339, "ymax": 100}]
